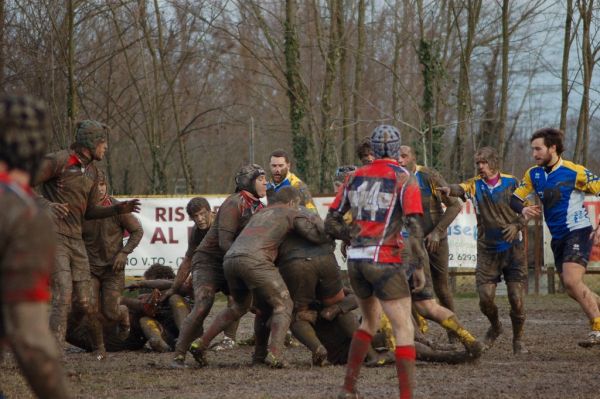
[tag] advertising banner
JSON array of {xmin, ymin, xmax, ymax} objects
[{"xmin": 117, "ymin": 195, "xmax": 600, "ymax": 276}]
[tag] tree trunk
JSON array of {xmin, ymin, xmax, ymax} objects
[
  {"xmin": 498, "ymin": 0, "xmax": 509, "ymax": 165},
  {"xmin": 352, "ymin": 0, "xmax": 366, "ymax": 164},
  {"xmin": 337, "ymin": 0, "xmax": 351, "ymax": 165},
  {"xmin": 66, "ymin": 0, "xmax": 76, "ymax": 136},
  {"xmin": 319, "ymin": 0, "xmax": 341, "ymax": 192},
  {"xmin": 284, "ymin": 0, "xmax": 310, "ymax": 180},
  {"xmin": 560, "ymin": 0, "xmax": 573, "ymax": 133},
  {"xmin": 575, "ymin": 0, "xmax": 593, "ymax": 164},
  {"xmin": 451, "ymin": 0, "xmax": 481, "ymax": 180}
]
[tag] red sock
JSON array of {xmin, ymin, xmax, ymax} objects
[
  {"xmin": 342, "ymin": 329, "xmax": 373, "ymax": 393},
  {"xmin": 395, "ymin": 346, "xmax": 416, "ymax": 399}
]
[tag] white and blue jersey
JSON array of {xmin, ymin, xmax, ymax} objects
[{"xmin": 514, "ymin": 159, "xmax": 600, "ymax": 240}]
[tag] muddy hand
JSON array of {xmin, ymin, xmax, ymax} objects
[
  {"xmin": 425, "ymin": 230, "xmax": 441, "ymax": 253},
  {"xmin": 412, "ymin": 268, "xmax": 426, "ymax": 293},
  {"xmin": 113, "ymin": 252, "xmax": 128, "ymax": 273},
  {"xmin": 50, "ymin": 202, "xmax": 69, "ymax": 219},
  {"xmin": 117, "ymin": 199, "xmax": 141, "ymax": 214},
  {"xmin": 502, "ymin": 224, "xmax": 519, "ymax": 242},
  {"xmin": 522, "ymin": 205, "xmax": 541, "ymax": 220}
]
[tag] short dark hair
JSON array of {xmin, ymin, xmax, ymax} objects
[
  {"xmin": 143, "ymin": 264, "xmax": 175, "ymax": 280},
  {"xmin": 186, "ymin": 197, "xmax": 210, "ymax": 217},
  {"xmin": 531, "ymin": 128, "xmax": 564, "ymax": 155},
  {"xmin": 356, "ymin": 137, "xmax": 373, "ymax": 159},
  {"xmin": 270, "ymin": 186, "xmax": 300, "ymax": 204},
  {"xmin": 270, "ymin": 149, "xmax": 290, "ymax": 163}
]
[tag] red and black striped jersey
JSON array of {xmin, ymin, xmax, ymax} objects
[{"xmin": 329, "ymin": 159, "xmax": 423, "ymax": 263}]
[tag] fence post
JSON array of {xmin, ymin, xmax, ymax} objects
[{"xmin": 547, "ymin": 266, "xmax": 555, "ymax": 294}]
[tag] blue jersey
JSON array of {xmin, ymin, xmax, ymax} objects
[
  {"xmin": 514, "ymin": 159, "xmax": 600, "ymax": 240},
  {"xmin": 460, "ymin": 174, "xmax": 521, "ymax": 252}
]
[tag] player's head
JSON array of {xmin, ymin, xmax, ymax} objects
[
  {"xmin": 530, "ymin": 128, "xmax": 564, "ymax": 167},
  {"xmin": 186, "ymin": 197, "xmax": 212, "ymax": 229},
  {"xmin": 73, "ymin": 120, "xmax": 109, "ymax": 161},
  {"xmin": 474, "ymin": 147, "xmax": 499, "ymax": 178},
  {"xmin": 355, "ymin": 137, "xmax": 374, "ymax": 165},
  {"xmin": 235, "ymin": 163, "xmax": 267, "ymax": 198},
  {"xmin": 370, "ymin": 125, "xmax": 401, "ymax": 160}
]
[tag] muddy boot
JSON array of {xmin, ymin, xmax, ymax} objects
[
  {"xmin": 148, "ymin": 337, "xmax": 171, "ymax": 353},
  {"xmin": 211, "ymin": 336, "xmax": 236, "ymax": 351},
  {"xmin": 440, "ymin": 316, "xmax": 484, "ymax": 359},
  {"xmin": 578, "ymin": 331, "xmax": 600, "ymax": 348},
  {"xmin": 484, "ymin": 323, "xmax": 503, "ymax": 348},
  {"xmin": 510, "ymin": 313, "xmax": 528, "ymax": 354},
  {"xmin": 312, "ymin": 345, "xmax": 329, "ymax": 367},
  {"xmin": 170, "ymin": 354, "xmax": 187, "ymax": 369},
  {"xmin": 264, "ymin": 351, "xmax": 289, "ymax": 369},
  {"xmin": 189, "ymin": 339, "xmax": 208, "ymax": 367},
  {"xmin": 365, "ymin": 351, "xmax": 395, "ymax": 367}
]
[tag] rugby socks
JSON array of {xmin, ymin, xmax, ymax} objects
[
  {"xmin": 342, "ymin": 329, "xmax": 372, "ymax": 393},
  {"xmin": 395, "ymin": 345, "xmax": 416, "ymax": 399},
  {"xmin": 590, "ymin": 316, "xmax": 600, "ymax": 331},
  {"xmin": 440, "ymin": 316, "xmax": 477, "ymax": 345}
]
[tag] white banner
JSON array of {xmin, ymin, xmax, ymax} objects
[{"xmin": 118, "ymin": 195, "xmax": 483, "ymax": 276}]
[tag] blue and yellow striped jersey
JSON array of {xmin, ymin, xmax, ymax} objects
[
  {"xmin": 513, "ymin": 159, "xmax": 600, "ymax": 240},
  {"xmin": 459, "ymin": 173, "xmax": 521, "ymax": 252}
]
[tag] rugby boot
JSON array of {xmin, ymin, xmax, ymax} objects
[
  {"xmin": 148, "ymin": 337, "xmax": 171, "ymax": 353},
  {"xmin": 264, "ymin": 351, "xmax": 289, "ymax": 369},
  {"xmin": 415, "ymin": 312, "xmax": 429, "ymax": 334},
  {"xmin": 510, "ymin": 313, "xmax": 528, "ymax": 354},
  {"xmin": 484, "ymin": 323, "xmax": 503, "ymax": 348},
  {"xmin": 212, "ymin": 336, "xmax": 236, "ymax": 351},
  {"xmin": 365, "ymin": 351, "xmax": 395, "ymax": 368},
  {"xmin": 189, "ymin": 339, "xmax": 208, "ymax": 367},
  {"xmin": 440, "ymin": 316, "xmax": 483, "ymax": 358},
  {"xmin": 170, "ymin": 354, "xmax": 188, "ymax": 369},
  {"xmin": 578, "ymin": 331, "xmax": 600, "ymax": 348},
  {"xmin": 312, "ymin": 345, "xmax": 329, "ymax": 367}
]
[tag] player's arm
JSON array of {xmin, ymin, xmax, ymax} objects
[
  {"xmin": 85, "ymin": 186, "xmax": 140, "ymax": 219},
  {"xmin": 324, "ymin": 178, "xmax": 352, "ymax": 243},
  {"xmin": 511, "ymin": 169, "xmax": 541, "ymax": 219},
  {"xmin": 575, "ymin": 164, "xmax": 600, "ymax": 196},
  {"xmin": 426, "ymin": 171, "xmax": 462, "ymax": 252},
  {"xmin": 297, "ymin": 181, "xmax": 318, "ymax": 214},
  {"xmin": 113, "ymin": 209, "xmax": 144, "ymax": 273}
]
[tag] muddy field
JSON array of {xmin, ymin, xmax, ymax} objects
[{"xmin": 2, "ymin": 295, "xmax": 600, "ymax": 399}]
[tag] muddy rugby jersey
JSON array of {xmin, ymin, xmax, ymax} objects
[
  {"xmin": 0, "ymin": 173, "xmax": 54, "ymax": 310},
  {"xmin": 329, "ymin": 159, "xmax": 422, "ymax": 264},
  {"xmin": 513, "ymin": 158, "xmax": 600, "ymax": 240},
  {"xmin": 459, "ymin": 174, "xmax": 521, "ymax": 252}
]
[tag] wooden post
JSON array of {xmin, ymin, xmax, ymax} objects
[{"xmin": 547, "ymin": 266, "xmax": 555, "ymax": 294}]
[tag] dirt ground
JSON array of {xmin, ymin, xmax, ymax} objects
[{"xmin": 2, "ymin": 295, "xmax": 600, "ymax": 399}]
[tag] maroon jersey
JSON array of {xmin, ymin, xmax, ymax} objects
[
  {"xmin": 225, "ymin": 204, "xmax": 327, "ymax": 263},
  {"xmin": 329, "ymin": 159, "xmax": 422, "ymax": 263},
  {"xmin": 82, "ymin": 196, "xmax": 143, "ymax": 267},
  {"xmin": 0, "ymin": 172, "xmax": 54, "ymax": 305},
  {"xmin": 195, "ymin": 191, "xmax": 264, "ymax": 258}
]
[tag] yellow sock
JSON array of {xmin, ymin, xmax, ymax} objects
[
  {"xmin": 416, "ymin": 313, "xmax": 429, "ymax": 334},
  {"xmin": 590, "ymin": 317, "xmax": 600, "ymax": 331},
  {"xmin": 380, "ymin": 314, "xmax": 396, "ymax": 349},
  {"xmin": 440, "ymin": 316, "xmax": 476, "ymax": 345}
]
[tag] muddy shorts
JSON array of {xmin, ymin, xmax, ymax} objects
[
  {"xmin": 347, "ymin": 260, "xmax": 410, "ymax": 301},
  {"xmin": 476, "ymin": 241, "xmax": 526, "ymax": 286},
  {"xmin": 191, "ymin": 251, "xmax": 229, "ymax": 294},
  {"xmin": 224, "ymin": 256, "xmax": 288, "ymax": 303},
  {"xmin": 551, "ymin": 226, "xmax": 593, "ymax": 273},
  {"xmin": 55, "ymin": 234, "xmax": 91, "ymax": 282},
  {"xmin": 278, "ymin": 254, "xmax": 343, "ymax": 309},
  {"xmin": 90, "ymin": 264, "xmax": 125, "ymax": 293}
]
